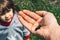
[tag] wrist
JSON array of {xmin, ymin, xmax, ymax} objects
[{"xmin": 50, "ymin": 26, "xmax": 60, "ymax": 40}]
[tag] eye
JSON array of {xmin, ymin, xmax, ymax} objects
[
  {"xmin": 2, "ymin": 7, "xmax": 11, "ymax": 13},
  {"xmin": 6, "ymin": 9, "xmax": 10, "ymax": 12},
  {"xmin": 0, "ymin": 8, "xmax": 11, "ymax": 15}
]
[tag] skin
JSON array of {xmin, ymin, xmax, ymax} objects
[
  {"xmin": 18, "ymin": 10, "xmax": 60, "ymax": 40},
  {"xmin": 0, "ymin": 9, "xmax": 13, "ymax": 22}
]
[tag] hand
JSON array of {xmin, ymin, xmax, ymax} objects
[
  {"xmin": 18, "ymin": 10, "xmax": 60, "ymax": 40},
  {"xmin": 18, "ymin": 10, "xmax": 42, "ymax": 34}
]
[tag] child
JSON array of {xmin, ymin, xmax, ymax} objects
[{"xmin": 0, "ymin": 0, "xmax": 30, "ymax": 40}]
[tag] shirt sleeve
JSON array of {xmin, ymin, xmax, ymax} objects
[{"xmin": 23, "ymin": 27, "xmax": 30, "ymax": 39}]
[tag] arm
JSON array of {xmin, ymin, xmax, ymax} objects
[{"xmin": 23, "ymin": 27, "xmax": 30, "ymax": 40}]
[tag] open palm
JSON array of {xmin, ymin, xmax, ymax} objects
[{"xmin": 18, "ymin": 10, "xmax": 59, "ymax": 39}]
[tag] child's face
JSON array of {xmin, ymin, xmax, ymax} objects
[{"xmin": 0, "ymin": 9, "xmax": 14, "ymax": 22}]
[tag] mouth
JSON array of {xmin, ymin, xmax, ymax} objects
[{"xmin": 5, "ymin": 18, "xmax": 11, "ymax": 22}]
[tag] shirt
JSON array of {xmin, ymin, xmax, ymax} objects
[{"xmin": 0, "ymin": 11, "xmax": 30, "ymax": 40}]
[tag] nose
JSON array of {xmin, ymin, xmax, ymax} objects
[{"xmin": 5, "ymin": 14, "xmax": 10, "ymax": 19}]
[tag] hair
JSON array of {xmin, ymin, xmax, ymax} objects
[{"xmin": 0, "ymin": 0, "xmax": 19, "ymax": 15}]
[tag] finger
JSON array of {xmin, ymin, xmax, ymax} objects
[
  {"xmin": 19, "ymin": 11, "xmax": 36, "ymax": 24},
  {"xmin": 37, "ymin": 17, "xmax": 42, "ymax": 23},
  {"xmin": 23, "ymin": 10, "xmax": 41, "ymax": 20},
  {"xmin": 32, "ymin": 22, "xmax": 40, "ymax": 34},
  {"xmin": 18, "ymin": 15, "xmax": 40, "ymax": 34},
  {"xmin": 31, "ymin": 18, "xmax": 42, "ymax": 33},
  {"xmin": 36, "ymin": 11, "xmax": 48, "ymax": 17},
  {"xmin": 18, "ymin": 15, "xmax": 32, "ymax": 31}
]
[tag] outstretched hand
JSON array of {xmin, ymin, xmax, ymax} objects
[
  {"xmin": 18, "ymin": 10, "xmax": 60, "ymax": 40},
  {"xmin": 18, "ymin": 10, "xmax": 42, "ymax": 34}
]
